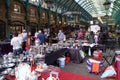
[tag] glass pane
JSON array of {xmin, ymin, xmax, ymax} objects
[
  {"xmin": 75, "ymin": 0, "xmax": 113, "ymax": 17},
  {"xmin": 29, "ymin": 0, "xmax": 39, "ymax": 5}
]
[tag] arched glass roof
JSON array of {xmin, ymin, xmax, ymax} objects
[
  {"xmin": 112, "ymin": 0, "xmax": 120, "ymax": 23},
  {"xmin": 75, "ymin": 0, "xmax": 115, "ymax": 17},
  {"xmin": 21, "ymin": 0, "xmax": 120, "ymax": 24}
]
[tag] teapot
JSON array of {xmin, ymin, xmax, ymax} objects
[
  {"xmin": 28, "ymin": 71, "xmax": 38, "ymax": 80},
  {"xmin": 3, "ymin": 54, "xmax": 8, "ymax": 63},
  {"xmin": 35, "ymin": 39, "xmax": 40, "ymax": 46},
  {"xmin": 46, "ymin": 71, "xmax": 59, "ymax": 80}
]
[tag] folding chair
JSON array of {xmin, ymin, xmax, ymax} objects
[{"xmin": 102, "ymin": 49, "xmax": 116, "ymax": 68}]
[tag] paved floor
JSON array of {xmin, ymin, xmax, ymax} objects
[
  {"xmin": 0, "ymin": 48, "xmax": 116, "ymax": 80},
  {"xmin": 62, "ymin": 61, "xmax": 115, "ymax": 80},
  {"xmin": 61, "ymin": 48, "xmax": 117, "ymax": 80}
]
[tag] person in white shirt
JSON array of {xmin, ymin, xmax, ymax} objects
[
  {"xmin": 18, "ymin": 31, "xmax": 23, "ymax": 43},
  {"xmin": 34, "ymin": 31, "xmax": 39, "ymax": 40},
  {"xmin": 11, "ymin": 32, "xmax": 22, "ymax": 55},
  {"xmin": 22, "ymin": 29, "xmax": 27, "ymax": 51}
]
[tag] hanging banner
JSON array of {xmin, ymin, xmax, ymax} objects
[
  {"xmin": 62, "ymin": 11, "xmax": 81, "ymax": 15},
  {"xmin": 90, "ymin": 25, "xmax": 100, "ymax": 33}
]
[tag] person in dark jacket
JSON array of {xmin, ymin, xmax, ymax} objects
[
  {"xmin": 88, "ymin": 31, "xmax": 94, "ymax": 44},
  {"xmin": 37, "ymin": 30, "xmax": 46, "ymax": 45}
]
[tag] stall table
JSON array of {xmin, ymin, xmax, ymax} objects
[
  {"xmin": 5, "ymin": 65, "xmax": 99, "ymax": 80},
  {"xmin": 82, "ymin": 44, "xmax": 106, "ymax": 56},
  {"xmin": 45, "ymin": 48, "xmax": 84, "ymax": 65},
  {"xmin": 0, "ymin": 42, "xmax": 13, "ymax": 55},
  {"xmin": 45, "ymin": 48, "xmax": 68, "ymax": 65}
]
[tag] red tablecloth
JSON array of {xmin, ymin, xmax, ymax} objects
[
  {"xmin": 5, "ymin": 65, "xmax": 99, "ymax": 80},
  {"xmin": 114, "ymin": 56, "xmax": 120, "ymax": 80}
]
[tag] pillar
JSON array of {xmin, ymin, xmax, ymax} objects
[
  {"xmin": 48, "ymin": 7, "xmax": 51, "ymax": 28},
  {"xmin": 38, "ymin": 0, "xmax": 42, "ymax": 30},
  {"xmin": 25, "ymin": 0, "xmax": 29, "ymax": 32},
  {"xmin": 6, "ymin": 0, "xmax": 11, "ymax": 40}
]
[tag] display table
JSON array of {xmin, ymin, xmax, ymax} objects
[
  {"xmin": 45, "ymin": 48, "xmax": 84, "ymax": 65},
  {"xmin": 5, "ymin": 65, "xmax": 99, "ymax": 80},
  {"xmin": 82, "ymin": 44, "xmax": 106, "ymax": 56},
  {"xmin": 45, "ymin": 48, "xmax": 69, "ymax": 65},
  {"xmin": 0, "ymin": 42, "xmax": 13, "ymax": 55}
]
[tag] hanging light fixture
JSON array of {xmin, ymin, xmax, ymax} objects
[
  {"xmin": 103, "ymin": 0, "xmax": 111, "ymax": 19},
  {"xmin": 103, "ymin": 0, "xmax": 111, "ymax": 10},
  {"xmin": 103, "ymin": 0, "xmax": 111, "ymax": 32}
]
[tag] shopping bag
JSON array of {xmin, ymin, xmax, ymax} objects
[
  {"xmin": 116, "ymin": 61, "xmax": 120, "ymax": 80},
  {"xmin": 86, "ymin": 58, "xmax": 103, "ymax": 73},
  {"xmin": 101, "ymin": 66, "xmax": 116, "ymax": 79},
  {"xmin": 79, "ymin": 50, "xmax": 86, "ymax": 59},
  {"xmin": 92, "ymin": 62, "xmax": 99, "ymax": 73},
  {"xmin": 65, "ymin": 57, "xmax": 70, "ymax": 64}
]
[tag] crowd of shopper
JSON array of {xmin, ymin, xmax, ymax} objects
[
  {"xmin": 71, "ymin": 29, "xmax": 119, "ymax": 48},
  {"xmin": 10, "ymin": 27, "xmax": 120, "ymax": 56}
]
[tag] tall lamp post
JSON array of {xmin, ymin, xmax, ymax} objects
[{"xmin": 103, "ymin": 0, "xmax": 111, "ymax": 31}]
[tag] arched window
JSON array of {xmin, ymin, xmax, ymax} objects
[
  {"xmin": 10, "ymin": 21, "xmax": 25, "ymax": 36},
  {"xmin": 30, "ymin": 8, "xmax": 35, "ymax": 16},
  {"xmin": 14, "ymin": 4, "xmax": 21, "ymax": 13}
]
